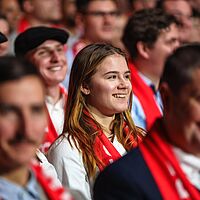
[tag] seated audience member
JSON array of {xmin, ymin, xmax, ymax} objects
[
  {"xmin": 0, "ymin": 56, "xmax": 73, "ymax": 200},
  {"xmin": 14, "ymin": 27, "xmax": 69, "ymax": 153},
  {"xmin": 47, "ymin": 43, "xmax": 146, "ymax": 200},
  {"xmin": 93, "ymin": 43, "xmax": 200, "ymax": 200},
  {"xmin": 122, "ymin": 8, "xmax": 180, "ymax": 130}
]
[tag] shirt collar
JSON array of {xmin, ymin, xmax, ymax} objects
[
  {"xmin": 138, "ymin": 71, "xmax": 154, "ymax": 87},
  {"xmin": 173, "ymin": 146, "xmax": 200, "ymax": 190},
  {"xmin": 0, "ymin": 170, "xmax": 41, "ymax": 199},
  {"xmin": 25, "ymin": 170, "xmax": 41, "ymax": 199}
]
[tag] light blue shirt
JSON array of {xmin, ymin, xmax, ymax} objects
[
  {"xmin": 131, "ymin": 72, "xmax": 163, "ymax": 130},
  {"xmin": 0, "ymin": 171, "xmax": 44, "ymax": 200}
]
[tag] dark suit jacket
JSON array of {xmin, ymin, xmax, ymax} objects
[{"xmin": 93, "ymin": 148, "xmax": 163, "ymax": 200}]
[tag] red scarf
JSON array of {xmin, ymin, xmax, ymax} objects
[
  {"xmin": 40, "ymin": 84, "xmax": 67, "ymax": 153},
  {"xmin": 139, "ymin": 119, "xmax": 200, "ymax": 200},
  {"xmin": 31, "ymin": 163, "xmax": 73, "ymax": 200},
  {"xmin": 129, "ymin": 61, "xmax": 162, "ymax": 130},
  {"xmin": 83, "ymin": 109, "xmax": 140, "ymax": 171},
  {"xmin": 17, "ymin": 17, "xmax": 64, "ymax": 33}
]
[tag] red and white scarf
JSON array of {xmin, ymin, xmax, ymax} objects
[
  {"xmin": 31, "ymin": 163, "xmax": 73, "ymax": 200},
  {"xmin": 83, "ymin": 109, "xmax": 141, "ymax": 171},
  {"xmin": 140, "ymin": 118, "xmax": 200, "ymax": 200},
  {"xmin": 129, "ymin": 61, "xmax": 162, "ymax": 130},
  {"xmin": 40, "ymin": 84, "xmax": 67, "ymax": 153}
]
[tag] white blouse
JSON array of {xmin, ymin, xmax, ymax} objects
[{"xmin": 47, "ymin": 134, "xmax": 126, "ymax": 200}]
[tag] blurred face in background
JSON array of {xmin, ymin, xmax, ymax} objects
[
  {"xmin": 0, "ymin": 0, "xmax": 21, "ymax": 31},
  {"xmin": 162, "ymin": 68, "xmax": 200, "ymax": 157},
  {"xmin": 27, "ymin": 0, "xmax": 62, "ymax": 23},
  {"xmin": 163, "ymin": 0, "xmax": 193, "ymax": 43},
  {"xmin": 0, "ymin": 76, "xmax": 47, "ymax": 169},
  {"xmin": 82, "ymin": 0, "xmax": 119, "ymax": 43}
]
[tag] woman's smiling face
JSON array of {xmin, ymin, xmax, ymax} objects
[{"xmin": 82, "ymin": 54, "xmax": 132, "ymax": 117}]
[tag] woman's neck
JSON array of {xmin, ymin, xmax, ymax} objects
[{"xmin": 87, "ymin": 105, "xmax": 115, "ymax": 138}]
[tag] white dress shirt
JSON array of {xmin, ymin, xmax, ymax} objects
[
  {"xmin": 45, "ymin": 94, "xmax": 65, "ymax": 135},
  {"xmin": 47, "ymin": 134, "xmax": 127, "ymax": 200},
  {"xmin": 173, "ymin": 146, "xmax": 200, "ymax": 190}
]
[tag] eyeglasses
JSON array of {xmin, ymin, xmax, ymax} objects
[{"xmin": 84, "ymin": 11, "xmax": 120, "ymax": 17}]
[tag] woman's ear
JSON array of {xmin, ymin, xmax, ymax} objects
[{"xmin": 81, "ymin": 83, "xmax": 90, "ymax": 95}]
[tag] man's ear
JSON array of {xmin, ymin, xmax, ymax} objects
[
  {"xmin": 81, "ymin": 83, "xmax": 90, "ymax": 95},
  {"xmin": 137, "ymin": 41, "xmax": 150, "ymax": 59},
  {"xmin": 159, "ymin": 82, "xmax": 172, "ymax": 112}
]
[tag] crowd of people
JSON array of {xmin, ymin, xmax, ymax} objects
[{"xmin": 0, "ymin": 0, "xmax": 200, "ymax": 200}]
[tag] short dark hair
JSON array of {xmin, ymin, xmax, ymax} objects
[
  {"xmin": 0, "ymin": 56, "xmax": 40, "ymax": 84},
  {"xmin": 122, "ymin": 8, "xmax": 177, "ymax": 59},
  {"xmin": 161, "ymin": 42, "xmax": 200, "ymax": 94}
]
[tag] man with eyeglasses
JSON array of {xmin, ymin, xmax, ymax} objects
[{"xmin": 63, "ymin": 0, "xmax": 120, "ymax": 89}]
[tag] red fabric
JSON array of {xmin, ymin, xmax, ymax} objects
[
  {"xmin": 129, "ymin": 61, "xmax": 162, "ymax": 130},
  {"xmin": 31, "ymin": 163, "xmax": 73, "ymax": 200},
  {"xmin": 140, "ymin": 119, "xmax": 200, "ymax": 200},
  {"xmin": 17, "ymin": 17, "xmax": 29, "ymax": 33},
  {"xmin": 83, "ymin": 109, "xmax": 139, "ymax": 171},
  {"xmin": 72, "ymin": 39, "xmax": 87, "ymax": 57},
  {"xmin": 17, "ymin": 17, "xmax": 65, "ymax": 33},
  {"xmin": 94, "ymin": 129, "xmax": 122, "ymax": 171},
  {"xmin": 41, "ymin": 85, "xmax": 67, "ymax": 153}
]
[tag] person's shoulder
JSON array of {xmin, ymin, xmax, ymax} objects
[
  {"xmin": 100, "ymin": 147, "xmax": 142, "ymax": 178},
  {"xmin": 94, "ymin": 147, "xmax": 163, "ymax": 200},
  {"xmin": 47, "ymin": 134, "xmax": 81, "ymax": 157}
]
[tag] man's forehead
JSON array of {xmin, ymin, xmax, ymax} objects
[
  {"xmin": 0, "ymin": 76, "xmax": 44, "ymax": 98},
  {"xmin": 87, "ymin": 0, "xmax": 118, "ymax": 9}
]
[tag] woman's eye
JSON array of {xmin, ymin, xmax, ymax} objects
[{"xmin": 107, "ymin": 75, "xmax": 117, "ymax": 79}]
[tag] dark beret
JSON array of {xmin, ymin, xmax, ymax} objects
[
  {"xmin": 0, "ymin": 32, "xmax": 8, "ymax": 44},
  {"xmin": 14, "ymin": 26, "xmax": 69, "ymax": 56}
]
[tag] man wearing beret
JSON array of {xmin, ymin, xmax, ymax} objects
[{"xmin": 14, "ymin": 26, "xmax": 69, "ymax": 153}]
